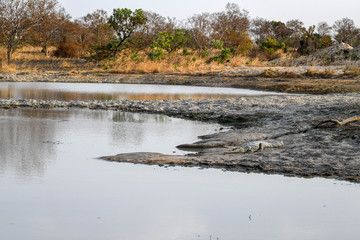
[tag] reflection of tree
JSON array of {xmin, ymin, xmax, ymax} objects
[
  {"xmin": 0, "ymin": 84, "xmax": 239, "ymax": 101},
  {"xmin": 112, "ymin": 112, "xmax": 146, "ymax": 123},
  {"xmin": 0, "ymin": 109, "xmax": 57, "ymax": 179},
  {"xmin": 110, "ymin": 112, "xmax": 172, "ymax": 148},
  {"xmin": 112, "ymin": 112, "xmax": 171, "ymax": 123}
]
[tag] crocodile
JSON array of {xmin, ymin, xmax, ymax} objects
[{"xmin": 225, "ymin": 140, "xmax": 284, "ymax": 154}]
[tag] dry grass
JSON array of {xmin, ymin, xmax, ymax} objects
[
  {"xmin": 106, "ymin": 50, "xmax": 232, "ymax": 74},
  {"xmin": 0, "ymin": 45, "xmax": 284, "ymax": 75},
  {"xmin": 343, "ymin": 65, "xmax": 360, "ymax": 76}
]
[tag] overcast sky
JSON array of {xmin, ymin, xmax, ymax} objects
[{"xmin": 58, "ymin": 0, "xmax": 360, "ymax": 27}]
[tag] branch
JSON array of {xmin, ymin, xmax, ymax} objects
[{"xmin": 315, "ymin": 116, "xmax": 360, "ymax": 128}]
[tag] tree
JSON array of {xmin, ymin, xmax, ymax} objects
[
  {"xmin": 317, "ymin": 22, "xmax": 332, "ymax": 37},
  {"xmin": 285, "ymin": 19, "xmax": 306, "ymax": 49},
  {"xmin": 333, "ymin": 18, "xmax": 360, "ymax": 46},
  {"xmin": 151, "ymin": 29, "xmax": 190, "ymax": 54},
  {"xmin": 211, "ymin": 3, "xmax": 251, "ymax": 50},
  {"xmin": 130, "ymin": 11, "xmax": 176, "ymax": 50},
  {"xmin": 108, "ymin": 8, "xmax": 146, "ymax": 60},
  {"xmin": 0, "ymin": 0, "xmax": 57, "ymax": 63},
  {"xmin": 80, "ymin": 9, "xmax": 112, "ymax": 46},
  {"xmin": 30, "ymin": 3, "xmax": 69, "ymax": 56},
  {"xmin": 250, "ymin": 18, "xmax": 272, "ymax": 44},
  {"xmin": 186, "ymin": 12, "xmax": 212, "ymax": 54}
]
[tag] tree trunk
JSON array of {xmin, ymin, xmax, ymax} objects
[
  {"xmin": 7, "ymin": 47, "xmax": 12, "ymax": 64},
  {"xmin": 43, "ymin": 45, "xmax": 49, "ymax": 57},
  {"xmin": 113, "ymin": 48, "xmax": 118, "ymax": 61}
]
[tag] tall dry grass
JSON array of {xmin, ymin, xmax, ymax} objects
[
  {"xmin": 107, "ymin": 49, "xmax": 262, "ymax": 74},
  {"xmin": 0, "ymin": 46, "xmax": 266, "ymax": 74}
]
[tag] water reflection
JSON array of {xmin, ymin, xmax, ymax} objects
[
  {"xmin": 0, "ymin": 109, "xmax": 57, "ymax": 179},
  {"xmin": 0, "ymin": 108, "xmax": 221, "ymax": 178},
  {"xmin": 0, "ymin": 82, "xmax": 283, "ymax": 101}
]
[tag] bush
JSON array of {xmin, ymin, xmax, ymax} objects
[
  {"xmin": 211, "ymin": 39, "xmax": 224, "ymax": 50},
  {"xmin": 147, "ymin": 48, "xmax": 165, "ymax": 61},
  {"xmin": 260, "ymin": 38, "xmax": 284, "ymax": 56},
  {"xmin": 54, "ymin": 42, "xmax": 82, "ymax": 58},
  {"xmin": 207, "ymin": 48, "xmax": 232, "ymax": 64},
  {"xmin": 130, "ymin": 52, "xmax": 143, "ymax": 62},
  {"xmin": 88, "ymin": 43, "xmax": 114, "ymax": 62}
]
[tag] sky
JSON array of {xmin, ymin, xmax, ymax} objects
[{"xmin": 58, "ymin": 0, "xmax": 360, "ymax": 27}]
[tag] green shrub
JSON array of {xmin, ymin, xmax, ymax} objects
[
  {"xmin": 211, "ymin": 39, "xmax": 224, "ymax": 50},
  {"xmin": 207, "ymin": 48, "xmax": 232, "ymax": 64},
  {"xmin": 147, "ymin": 48, "xmax": 165, "ymax": 61},
  {"xmin": 260, "ymin": 38, "xmax": 283, "ymax": 56},
  {"xmin": 130, "ymin": 52, "xmax": 143, "ymax": 62}
]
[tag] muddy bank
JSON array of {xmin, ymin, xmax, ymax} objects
[
  {"xmin": 98, "ymin": 93, "xmax": 360, "ymax": 183},
  {"xmin": 1, "ymin": 66, "xmax": 360, "ymax": 94}
]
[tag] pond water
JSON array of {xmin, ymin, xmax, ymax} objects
[
  {"xmin": 0, "ymin": 82, "xmax": 285, "ymax": 101},
  {"xmin": 1, "ymin": 108, "xmax": 360, "ymax": 240}
]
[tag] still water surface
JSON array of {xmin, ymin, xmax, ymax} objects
[
  {"xmin": 0, "ymin": 82, "xmax": 284, "ymax": 100},
  {"xmin": 1, "ymin": 108, "xmax": 359, "ymax": 240}
]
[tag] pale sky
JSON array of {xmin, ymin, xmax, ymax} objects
[{"xmin": 58, "ymin": 0, "xmax": 360, "ymax": 27}]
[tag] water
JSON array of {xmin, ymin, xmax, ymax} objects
[
  {"xmin": 0, "ymin": 82, "xmax": 285, "ymax": 101},
  {"xmin": 1, "ymin": 108, "xmax": 360, "ymax": 240}
]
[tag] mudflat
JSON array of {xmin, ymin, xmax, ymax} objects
[{"xmin": 97, "ymin": 92, "xmax": 360, "ymax": 183}]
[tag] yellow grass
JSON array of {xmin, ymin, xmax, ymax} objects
[{"xmin": 0, "ymin": 46, "xmax": 270, "ymax": 74}]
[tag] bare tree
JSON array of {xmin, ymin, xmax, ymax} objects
[
  {"xmin": 30, "ymin": 3, "xmax": 69, "ymax": 56},
  {"xmin": 250, "ymin": 18, "xmax": 272, "ymax": 44},
  {"xmin": 79, "ymin": 9, "xmax": 112, "ymax": 46},
  {"xmin": 0, "ymin": 0, "xmax": 58, "ymax": 63},
  {"xmin": 333, "ymin": 18, "xmax": 359, "ymax": 45},
  {"xmin": 211, "ymin": 3, "xmax": 251, "ymax": 49},
  {"xmin": 130, "ymin": 11, "xmax": 174, "ymax": 50},
  {"xmin": 317, "ymin": 22, "xmax": 332, "ymax": 37},
  {"xmin": 186, "ymin": 12, "xmax": 212, "ymax": 53}
]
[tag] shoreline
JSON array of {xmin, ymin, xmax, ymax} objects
[
  {"xmin": 1, "ymin": 92, "xmax": 360, "ymax": 183},
  {"xmin": 1, "ymin": 66, "xmax": 360, "ymax": 94}
]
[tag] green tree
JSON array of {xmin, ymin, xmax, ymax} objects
[
  {"xmin": 152, "ymin": 29, "xmax": 190, "ymax": 54},
  {"xmin": 260, "ymin": 37, "xmax": 284, "ymax": 58},
  {"xmin": 108, "ymin": 8, "xmax": 146, "ymax": 60}
]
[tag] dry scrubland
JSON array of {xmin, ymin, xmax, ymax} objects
[
  {"xmin": 1, "ymin": 44, "xmax": 360, "ymax": 94},
  {"xmin": 0, "ymin": 46, "xmax": 263, "ymax": 74},
  {"xmin": 0, "ymin": 44, "xmax": 359, "ymax": 76}
]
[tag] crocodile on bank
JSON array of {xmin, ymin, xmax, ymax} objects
[{"xmin": 225, "ymin": 140, "xmax": 285, "ymax": 154}]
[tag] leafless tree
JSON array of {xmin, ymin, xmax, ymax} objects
[
  {"xmin": 211, "ymin": 3, "xmax": 250, "ymax": 49},
  {"xmin": 186, "ymin": 12, "xmax": 213, "ymax": 53},
  {"xmin": 79, "ymin": 9, "xmax": 112, "ymax": 46},
  {"xmin": 0, "ymin": 0, "xmax": 59, "ymax": 63},
  {"xmin": 333, "ymin": 18, "xmax": 360, "ymax": 45},
  {"xmin": 317, "ymin": 22, "xmax": 332, "ymax": 37}
]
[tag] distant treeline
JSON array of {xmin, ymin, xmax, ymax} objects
[{"xmin": 1, "ymin": 0, "xmax": 360, "ymax": 64}]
